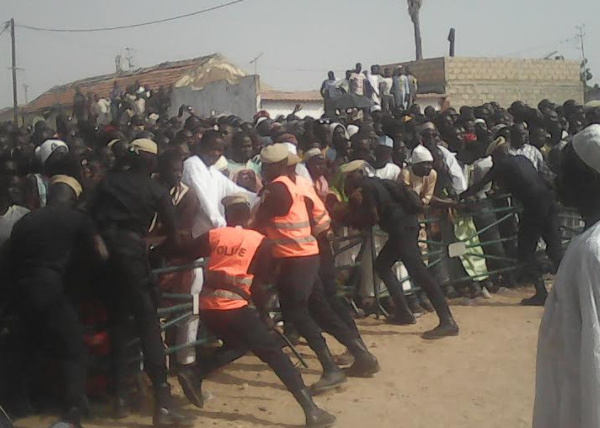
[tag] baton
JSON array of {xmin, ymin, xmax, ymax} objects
[{"xmin": 271, "ymin": 326, "xmax": 309, "ymax": 369}]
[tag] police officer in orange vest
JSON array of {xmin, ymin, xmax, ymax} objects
[
  {"xmin": 286, "ymin": 153, "xmax": 380, "ymax": 375},
  {"xmin": 254, "ymin": 144, "xmax": 347, "ymax": 395},
  {"xmin": 175, "ymin": 193, "xmax": 336, "ymax": 428}
]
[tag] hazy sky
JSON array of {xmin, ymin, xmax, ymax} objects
[{"xmin": 0, "ymin": 0, "xmax": 598, "ymax": 109}]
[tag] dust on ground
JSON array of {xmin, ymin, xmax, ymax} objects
[{"xmin": 15, "ymin": 287, "xmax": 542, "ymax": 428}]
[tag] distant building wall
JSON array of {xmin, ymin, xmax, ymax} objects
[
  {"xmin": 444, "ymin": 57, "xmax": 583, "ymax": 107},
  {"xmin": 261, "ymin": 100, "xmax": 323, "ymax": 119},
  {"xmin": 171, "ymin": 75, "xmax": 258, "ymax": 122},
  {"xmin": 382, "ymin": 57, "xmax": 584, "ymax": 108}
]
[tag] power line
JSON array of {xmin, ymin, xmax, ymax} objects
[
  {"xmin": 15, "ymin": 0, "xmax": 249, "ymax": 33},
  {"xmin": 502, "ymin": 36, "xmax": 577, "ymax": 57}
]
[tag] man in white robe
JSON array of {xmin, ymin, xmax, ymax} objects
[{"xmin": 534, "ymin": 124, "xmax": 600, "ymax": 428}]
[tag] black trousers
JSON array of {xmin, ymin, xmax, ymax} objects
[
  {"xmin": 198, "ymin": 307, "xmax": 305, "ymax": 393},
  {"xmin": 101, "ymin": 229, "xmax": 167, "ymax": 402},
  {"xmin": 317, "ymin": 236, "xmax": 359, "ymax": 333},
  {"xmin": 276, "ymin": 255, "xmax": 329, "ymax": 353},
  {"xmin": 518, "ymin": 198, "xmax": 564, "ymax": 279},
  {"xmin": 18, "ymin": 292, "xmax": 87, "ymax": 412},
  {"xmin": 374, "ymin": 227, "xmax": 452, "ymax": 320}
]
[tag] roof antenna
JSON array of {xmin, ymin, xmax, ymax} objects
[{"xmin": 249, "ymin": 52, "xmax": 264, "ymax": 76}]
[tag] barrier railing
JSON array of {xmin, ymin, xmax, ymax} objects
[
  {"xmin": 145, "ymin": 259, "xmax": 309, "ymax": 368},
  {"xmin": 143, "ymin": 194, "xmax": 583, "ymax": 360}
]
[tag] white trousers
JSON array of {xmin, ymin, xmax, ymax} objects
[{"xmin": 175, "ymin": 266, "xmax": 204, "ymax": 365}]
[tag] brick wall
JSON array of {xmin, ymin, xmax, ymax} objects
[
  {"xmin": 381, "ymin": 56, "xmax": 584, "ymax": 108},
  {"xmin": 445, "ymin": 57, "xmax": 583, "ymax": 107}
]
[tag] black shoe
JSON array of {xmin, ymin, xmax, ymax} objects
[
  {"xmin": 469, "ymin": 283, "xmax": 483, "ymax": 299},
  {"xmin": 293, "ymin": 389, "xmax": 337, "ymax": 427},
  {"xmin": 334, "ymin": 349, "xmax": 354, "ymax": 366},
  {"xmin": 113, "ymin": 397, "xmax": 130, "ymax": 420},
  {"xmin": 445, "ymin": 286, "xmax": 459, "ymax": 299},
  {"xmin": 48, "ymin": 420, "xmax": 82, "ymax": 428},
  {"xmin": 345, "ymin": 354, "xmax": 380, "ymax": 378},
  {"xmin": 422, "ymin": 321, "xmax": 459, "ymax": 340},
  {"xmin": 310, "ymin": 348, "xmax": 347, "ymax": 396},
  {"xmin": 344, "ymin": 339, "xmax": 380, "ymax": 377},
  {"xmin": 62, "ymin": 406, "xmax": 84, "ymax": 428},
  {"xmin": 309, "ymin": 369, "xmax": 347, "ymax": 396},
  {"xmin": 408, "ymin": 297, "xmax": 425, "ymax": 315},
  {"xmin": 153, "ymin": 407, "xmax": 195, "ymax": 427},
  {"xmin": 306, "ymin": 407, "xmax": 337, "ymax": 427},
  {"xmin": 521, "ymin": 294, "xmax": 547, "ymax": 306},
  {"xmin": 386, "ymin": 312, "xmax": 417, "ymax": 325},
  {"xmin": 177, "ymin": 368, "xmax": 204, "ymax": 409}
]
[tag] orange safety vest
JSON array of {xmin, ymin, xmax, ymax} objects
[
  {"xmin": 200, "ymin": 227, "xmax": 265, "ymax": 311},
  {"xmin": 264, "ymin": 175, "xmax": 319, "ymax": 258},
  {"xmin": 295, "ymin": 176, "xmax": 332, "ymax": 236}
]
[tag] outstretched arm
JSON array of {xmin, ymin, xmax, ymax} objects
[{"xmin": 460, "ymin": 169, "xmax": 494, "ymax": 200}]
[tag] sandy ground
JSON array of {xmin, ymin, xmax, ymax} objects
[{"xmin": 15, "ymin": 287, "xmax": 543, "ymax": 428}]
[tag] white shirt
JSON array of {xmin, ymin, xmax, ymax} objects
[
  {"xmin": 93, "ymin": 98, "xmax": 111, "ymax": 126},
  {"xmin": 471, "ymin": 156, "xmax": 493, "ymax": 199},
  {"xmin": 0, "ymin": 205, "xmax": 29, "ymax": 246},
  {"xmin": 375, "ymin": 163, "xmax": 401, "ymax": 181},
  {"xmin": 438, "ymin": 145, "xmax": 468, "ymax": 194},
  {"xmin": 534, "ymin": 219, "xmax": 600, "ymax": 428},
  {"xmin": 182, "ymin": 155, "xmax": 256, "ymax": 237}
]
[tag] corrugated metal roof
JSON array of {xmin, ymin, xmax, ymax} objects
[{"xmin": 24, "ymin": 53, "xmax": 247, "ymax": 114}]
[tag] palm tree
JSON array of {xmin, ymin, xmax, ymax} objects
[{"xmin": 407, "ymin": 0, "xmax": 423, "ymax": 60}]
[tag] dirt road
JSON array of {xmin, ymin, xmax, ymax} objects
[{"xmin": 15, "ymin": 288, "xmax": 542, "ymax": 428}]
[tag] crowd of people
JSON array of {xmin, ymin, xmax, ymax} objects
[
  {"xmin": 320, "ymin": 63, "xmax": 418, "ymax": 117},
  {"xmin": 0, "ymin": 63, "xmax": 600, "ymax": 428}
]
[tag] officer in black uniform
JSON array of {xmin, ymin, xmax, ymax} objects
[
  {"xmin": 461, "ymin": 137, "xmax": 563, "ymax": 306},
  {"xmin": 91, "ymin": 139, "xmax": 193, "ymax": 427},
  {"xmin": 9, "ymin": 176, "xmax": 106, "ymax": 427},
  {"xmin": 340, "ymin": 160, "xmax": 459, "ymax": 339}
]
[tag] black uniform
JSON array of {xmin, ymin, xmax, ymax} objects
[
  {"xmin": 9, "ymin": 206, "xmax": 97, "ymax": 417},
  {"xmin": 359, "ymin": 177, "xmax": 453, "ymax": 322},
  {"xmin": 92, "ymin": 170, "xmax": 175, "ymax": 405},
  {"xmin": 482, "ymin": 155, "xmax": 563, "ymax": 277}
]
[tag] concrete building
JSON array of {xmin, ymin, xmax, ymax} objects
[{"xmin": 382, "ymin": 56, "xmax": 584, "ymax": 109}]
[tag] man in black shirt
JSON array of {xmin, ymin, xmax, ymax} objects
[
  {"xmin": 9, "ymin": 176, "xmax": 106, "ymax": 427},
  {"xmin": 461, "ymin": 139, "xmax": 563, "ymax": 306},
  {"xmin": 340, "ymin": 160, "xmax": 459, "ymax": 339},
  {"xmin": 91, "ymin": 139, "xmax": 192, "ymax": 427}
]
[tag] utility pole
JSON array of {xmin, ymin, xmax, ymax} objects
[
  {"xmin": 10, "ymin": 18, "xmax": 18, "ymax": 124},
  {"xmin": 577, "ymin": 25, "xmax": 586, "ymax": 63},
  {"xmin": 447, "ymin": 28, "xmax": 456, "ymax": 57},
  {"xmin": 577, "ymin": 24, "xmax": 589, "ymax": 100}
]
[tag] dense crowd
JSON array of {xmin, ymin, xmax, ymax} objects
[{"xmin": 1, "ymin": 62, "xmax": 600, "ymax": 428}]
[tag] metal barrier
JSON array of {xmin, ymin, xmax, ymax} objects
[
  {"xmin": 144, "ymin": 194, "xmax": 584, "ymax": 358},
  {"xmin": 146, "ymin": 259, "xmax": 309, "ymax": 368}
]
